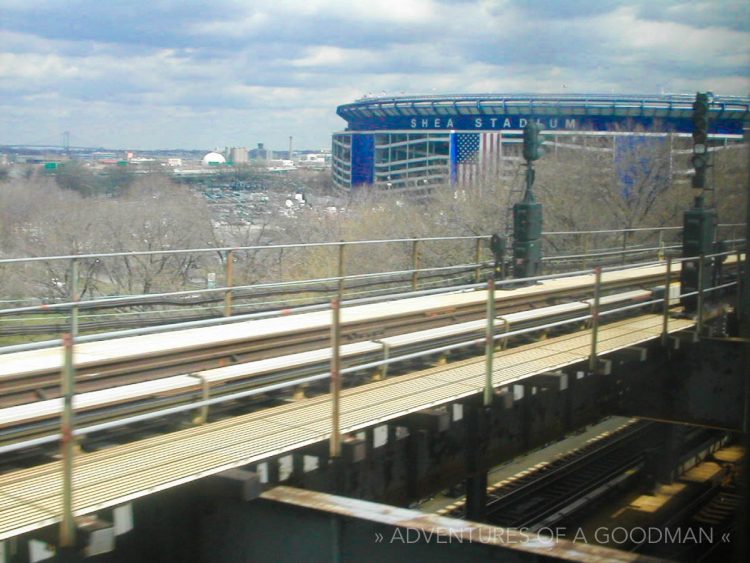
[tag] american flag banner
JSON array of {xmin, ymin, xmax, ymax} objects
[{"xmin": 450, "ymin": 132, "xmax": 503, "ymax": 186}]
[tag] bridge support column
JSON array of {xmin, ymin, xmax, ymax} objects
[
  {"xmin": 464, "ymin": 404, "xmax": 491, "ymax": 522},
  {"xmin": 267, "ymin": 457, "xmax": 280, "ymax": 485},
  {"xmin": 518, "ymin": 383, "xmax": 532, "ymax": 451},
  {"xmin": 400, "ymin": 407, "xmax": 454, "ymax": 500},
  {"xmin": 464, "ymin": 471, "xmax": 488, "ymax": 523},
  {"xmin": 405, "ymin": 429, "xmax": 429, "ymax": 500},
  {"xmin": 657, "ymin": 424, "xmax": 679, "ymax": 485}
]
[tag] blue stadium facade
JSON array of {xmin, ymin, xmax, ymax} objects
[{"xmin": 331, "ymin": 93, "xmax": 750, "ymax": 191}]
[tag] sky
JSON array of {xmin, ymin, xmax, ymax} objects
[{"xmin": 1, "ymin": 0, "xmax": 748, "ymax": 151}]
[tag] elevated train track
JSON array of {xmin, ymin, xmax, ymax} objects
[
  {"xmin": 0, "ymin": 290, "xmax": 651, "ymax": 444},
  {"xmin": 0, "ymin": 257, "xmax": 741, "ymax": 449},
  {"xmin": 0, "ymin": 260, "xmax": 701, "ymax": 406}
]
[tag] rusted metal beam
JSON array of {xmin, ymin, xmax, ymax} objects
[
  {"xmin": 223, "ymin": 249, "xmax": 235, "ymax": 317},
  {"xmin": 261, "ymin": 486, "xmax": 651, "ymax": 562},
  {"xmin": 330, "ymin": 297, "xmax": 341, "ymax": 459},
  {"xmin": 588, "ymin": 266, "xmax": 602, "ymax": 374},
  {"xmin": 59, "ymin": 333, "xmax": 76, "ymax": 548}
]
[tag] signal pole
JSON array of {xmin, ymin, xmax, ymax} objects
[
  {"xmin": 512, "ymin": 122, "xmax": 545, "ymax": 279},
  {"xmin": 681, "ymin": 92, "xmax": 717, "ymax": 313}
]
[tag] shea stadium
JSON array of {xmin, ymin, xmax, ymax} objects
[{"xmin": 331, "ymin": 93, "xmax": 750, "ymax": 191}]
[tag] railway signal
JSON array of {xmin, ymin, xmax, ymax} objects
[
  {"xmin": 691, "ymin": 92, "xmax": 711, "ymax": 191},
  {"xmin": 522, "ymin": 121, "xmax": 545, "ymax": 161},
  {"xmin": 681, "ymin": 92, "xmax": 717, "ymax": 313},
  {"xmin": 513, "ymin": 122, "xmax": 545, "ymax": 279},
  {"xmin": 692, "ymin": 92, "xmax": 709, "ymax": 146}
]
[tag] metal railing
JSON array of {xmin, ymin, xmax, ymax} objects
[{"xmin": 0, "ymin": 224, "xmax": 744, "ymax": 345}]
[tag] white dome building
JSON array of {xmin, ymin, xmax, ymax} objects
[{"xmin": 201, "ymin": 152, "xmax": 226, "ymax": 166}]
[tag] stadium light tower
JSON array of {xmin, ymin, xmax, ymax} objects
[
  {"xmin": 513, "ymin": 122, "xmax": 545, "ymax": 279},
  {"xmin": 681, "ymin": 92, "xmax": 717, "ymax": 313}
]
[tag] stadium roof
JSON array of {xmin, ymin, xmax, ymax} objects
[{"xmin": 337, "ymin": 93, "xmax": 750, "ymax": 123}]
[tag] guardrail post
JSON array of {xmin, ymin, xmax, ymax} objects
[
  {"xmin": 484, "ymin": 278, "xmax": 495, "ymax": 406},
  {"xmin": 582, "ymin": 234, "xmax": 589, "ymax": 270},
  {"xmin": 60, "ymin": 333, "xmax": 76, "ymax": 548},
  {"xmin": 411, "ymin": 240, "xmax": 420, "ymax": 290},
  {"xmin": 621, "ymin": 230, "xmax": 629, "ymax": 265},
  {"xmin": 658, "ymin": 230, "xmax": 665, "ymax": 261},
  {"xmin": 224, "ymin": 250, "xmax": 235, "ymax": 317},
  {"xmin": 662, "ymin": 256, "xmax": 672, "ymax": 345},
  {"xmin": 588, "ymin": 266, "xmax": 602, "ymax": 374},
  {"xmin": 736, "ymin": 250, "xmax": 743, "ymax": 322},
  {"xmin": 70, "ymin": 258, "xmax": 79, "ymax": 337},
  {"xmin": 188, "ymin": 373, "xmax": 209, "ymax": 424},
  {"xmin": 337, "ymin": 242, "xmax": 345, "ymax": 302},
  {"xmin": 474, "ymin": 238, "xmax": 482, "ymax": 284},
  {"xmin": 330, "ymin": 298, "xmax": 341, "ymax": 459},
  {"xmin": 697, "ymin": 253, "xmax": 705, "ymax": 334}
]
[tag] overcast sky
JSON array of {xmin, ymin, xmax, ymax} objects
[{"xmin": 1, "ymin": 0, "xmax": 748, "ymax": 151}]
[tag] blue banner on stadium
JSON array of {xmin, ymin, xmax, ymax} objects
[{"xmin": 351, "ymin": 134, "xmax": 374, "ymax": 186}]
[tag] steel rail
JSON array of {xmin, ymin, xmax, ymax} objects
[
  {"xmin": 485, "ymin": 424, "xmax": 659, "ymax": 529},
  {"xmin": 0, "ymin": 281, "xmax": 485, "ymax": 354},
  {"xmin": 0, "ymin": 256, "xmax": 683, "ymax": 354},
  {"xmin": 0, "ymin": 252, "xmax": 736, "ymax": 366},
  {"xmin": 0, "ymin": 239, "xmax": 741, "ymax": 334},
  {"xmin": 0, "ymin": 235, "xmax": 491, "ymax": 265},
  {"xmin": 543, "ymin": 244, "xmax": 680, "ymax": 262},
  {"xmin": 9, "ymin": 237, "xmax": 734, "ymax": 318},
  {"xmin": 3, "ymin": 222, "xmax": 736, "ymax": 265},
  {"xmin": 0, "ymin": 261, "xmax": 490, "ymax": 316}
]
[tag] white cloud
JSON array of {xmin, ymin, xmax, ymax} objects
[
  {"xmin": 290, "ymin": 46, "xmax": 378, "ymax": 68},
  {"xmin": 0, "ymin": 0, "xmax": 747, "ymax": 149},
  {"xmin": 610, "ymin": 6, "xmax": 748, "ymax": 60}
]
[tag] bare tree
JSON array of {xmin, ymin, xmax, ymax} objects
[{"xmin": 98, "ymin": 176, "xmax": 215, "ymax": 295}]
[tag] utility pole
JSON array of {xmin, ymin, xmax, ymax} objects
[{"xmin": 512, "ymin": 122, "xmax": 545, "ymax": 279}]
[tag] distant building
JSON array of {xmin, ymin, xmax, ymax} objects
[
  {"xmin": 332, "ymin": 93, "xmax": 750, "ymax": 190},
  {"xmin": 297, "ymin": 153, "xmax": 330, "ymax": 168},
  {"xmin": 249, "ymin": 143, "xmax": 270, "ymax": 160},
  {"xmin": 268, "ymin": 159, "xmax": 295, "ymax": 171},
  {"xmin": 229, "ymin": 147, "xmax": 248, "ymax": 164},
  {"xmin": 202, "ymin": 152, "xmax": 226, "ymax": 166}
]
